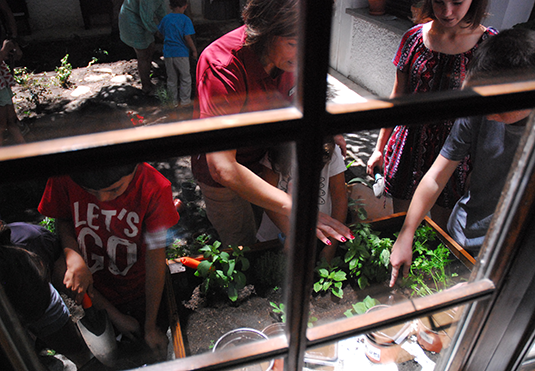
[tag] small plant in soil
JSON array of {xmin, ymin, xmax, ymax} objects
[
  {"xmin": 344, "ymin": 295, "xmax": 381, "ymax": 318},
  {"xmin": 342, "ymin": 222, "xmax": 392, "ymax": 290},
  {"xmin": 55, "ymin": 54, "xmax": 73, "ymax": 88},
  {"xmin": 400, "ymin": 225, "xmax": 457, "ymax": 296},
  {"xmin": 195, "ymin": 235, "xmax": 251, "ymax": 302},
  {"xmin": 313, "ymin": 257, "xmax": 347, "ymax": 298},
  {"xmin": 270, "ymin": 302, "xmax": 286, "ymax": 322},
  {"xmin": 13, "ymin": 66, "xmax": 54, "ymax": 113}
]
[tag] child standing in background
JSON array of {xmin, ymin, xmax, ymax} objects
[{"xmin": 158, "ymin": 0, "xmax": 197, "ymax": 107}]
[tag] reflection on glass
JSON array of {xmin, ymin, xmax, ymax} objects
[{"xmin": 304, "ymin": 305, "xmax": 465, "ymax": 369}]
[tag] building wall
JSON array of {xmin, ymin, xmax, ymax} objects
[{"xmin": 332, "ymin": 0, "xmax": 535, "ymax": 97}]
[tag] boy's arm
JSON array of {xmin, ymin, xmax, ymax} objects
[
  {"xmin": 185, "ymin": 34, "xmax": 197, "ymax": 59},
  {"xmin": 389, "ymin": 155, "xmax": 460, "ymax": 287},
  {"xmin": 144, "ymin": 246, "xmax": 168, "ymax": 360},
  {"xmin": 56, "ymin": 218, "xmax": 93, "ymax": 304}
]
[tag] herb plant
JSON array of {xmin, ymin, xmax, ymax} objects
[
  {"xmin": 195, "ymin": 237, "xmax": 250, "ymax": 302},
  {"xmin": 400, "ymin": 225, "xmax": 457, "ymax": 296},
  {"xmin": 55, "ymin": 54, "xmax": 72, "ymax": 87},
  {"xmin": 313, "ymin": 257, "xmax": 347, "ymax": 298},
  {"xmin": 342, "ymin": 222, "xmax": 392, "ymax": 290},
  {"xmin": 344, "ymin": 295, "xmax": 381, "ymax": 318},
  {"xmin": 39, "ymin": 217, "xmax": 55, "ymax": 234}
]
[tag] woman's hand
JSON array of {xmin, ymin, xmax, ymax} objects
[
  {"xmin": 316, "ymin": 211, "xmax": 353, "ymax": 245},
  {"xmin": 366, "ymin": 149, "xmax": 384, "ymax": 176}
]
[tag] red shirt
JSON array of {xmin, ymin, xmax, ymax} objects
[
  {"xmin": 38, "ymin": 163, "xmax": 179, "ymax": 306},
  {"xmin": 192, "ymin": 25, "xmax": 296, "ymax": 186}
]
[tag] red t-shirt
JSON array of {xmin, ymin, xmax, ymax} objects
[
  {"xmin": 192, "ymin": 25, "xmax": 296, "ymax": 186},
  {"xmin": 38, "ymin": 163, "xmax": 180, "ymax": 306}
]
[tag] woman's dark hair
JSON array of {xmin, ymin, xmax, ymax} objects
[
  {"xmin": 0, "ymin": 244, "xmax": 51, "ymax": 324},
  {"xmin": 417, "ymin": 0, "xmax": 488, "ymax": 29},
  {"xmin": 267, "ymin": 142, "xmax": 294, "ymax": 177},
  {"xmin": 466, "ymin": 28, "xmax": 535, "ymax": 83},
  {"xmin": 70, "ymin": 163, "xmax": 138, "ymax": 190},
  {"xmin": 242, "ymin": 0, "xmax": 299, "ymax": 56}
]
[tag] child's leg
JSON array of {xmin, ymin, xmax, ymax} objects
[
  {"xmin": 5, "ymin": 103, "xmax": 25, "ymax": 144},
  {"xmin": 177, "ymin": 57, "xmax": 192, "ymax": 106},
  {"xmin": 164, "ymin": 57, "xmax": 178, "ymax": 106}
]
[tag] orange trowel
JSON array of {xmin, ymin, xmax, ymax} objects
[{"xmin": 77, "ymin": 293, "xmax": 118, "ymax": 367}]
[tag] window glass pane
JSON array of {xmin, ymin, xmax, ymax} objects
[
  {"xmin": 9, "ymin": 0, "xmax": 297, "ymax": 147},
  {"xmin": 303, "ymin": 305, "xmax": 466, "ymax": 369}
]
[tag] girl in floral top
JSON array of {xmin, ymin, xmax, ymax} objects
[{"xmin": 366, "ymin": 0, "xmax": 497, "ymax": 229}]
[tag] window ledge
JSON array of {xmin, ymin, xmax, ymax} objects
[{"xmin": 345, "ymin": 7, "xmax": 413, "ymax": 35}]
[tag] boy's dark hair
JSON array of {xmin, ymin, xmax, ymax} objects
[
  {"xmin": 70, "ymin": 163, "xmax": 138, "ymax": 190},
  {"xmin": 170, "ymin": 0, "xmax": 188, "ymax": 9},
  {"xmin": 0, "ymin": 244, "xmax": 50, "ymax": 324},
  {"xmin": 417, "ymin": 0, "xmax": 488, "ymax": 29},
  {"xmin": 242, "ymin": 0, "xmax": 299, "ymax": 57},
  {"xmin": 467, "ymin": 28, "xmax": 535, "ymax": 84}
]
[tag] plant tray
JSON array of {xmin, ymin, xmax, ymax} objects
[{"xmin": 368, "ymin": 212, "xmax": 475, "ymax": 270}]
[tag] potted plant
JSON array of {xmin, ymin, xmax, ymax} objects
[{"xmin": 368, "ymin": 0, "xmax": 386, "ymax": 16}]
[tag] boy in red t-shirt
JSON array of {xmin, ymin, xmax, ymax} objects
[{"xmin": 38, "ymin": 162, "xmax": 179, "ymax": 361}]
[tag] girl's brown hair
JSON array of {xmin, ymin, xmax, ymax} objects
[{"xmin": 416, "ymin": 0, "xmax": 488, "ymax": 29}]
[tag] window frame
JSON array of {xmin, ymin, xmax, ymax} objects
[{"xmin": 1, "ymin": 1, "xmax": 535, "ymax": 370}]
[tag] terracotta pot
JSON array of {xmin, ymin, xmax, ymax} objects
[
  {"xmin": 417, "ymin": 309, "xmax": 457, "ymax": 353},
  {"xmin": 364, "ymin": 305, "xmax": 412, "ymax": 364},
  {"xmin": 368, "ymin": 0, "xmax": 386, "ymax": 16}
]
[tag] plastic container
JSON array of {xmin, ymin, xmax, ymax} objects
[{"xmin": 213, "ymin": 328, "xmax": 273, "ymax": 371}]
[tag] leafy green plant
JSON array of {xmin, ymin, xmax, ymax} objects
[
  {"xmin": 270, "ymin": 302, "xmax": 286, "ymax": 323},
  {"xmin": 400, "ymin": 225, "xmax": 457, "ymax": 296},
  {"xmin": 342, "ymin": 222, "xmax": 392, "ymax": 290},
  {"xmin": 269, "ymin": 302, "xmax": 317, "ymax": 327},
  {"xmin": 313, "ymin": 257, "xmax": 347, "ymax": 298},
  {"xmin": 55, "ymin": 54, "xmax": 72, "ymax": 87},
  {"xmin": 13, "ymin": 67, "xmax": 54, "ymax": 112},
  {"xmin": 194, "ymin": 235, "xmax": 251, "ymax": 302},
  {"xmin": 39, "ymin": 217, "xmax": 55, "ymax": 234},
  {"xmin": 344, "ymin": 295, "xmax": 381, "ymax": 318}
]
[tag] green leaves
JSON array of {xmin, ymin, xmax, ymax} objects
[
  {"xmin": 344, "ymin": 296, "xmax": 381, "ymax": 318},
  {"xmin": 194, "ymin": 236, "xmax": 250, "ymax": 302},
  {"xmin": 313, "ymin": 257, "xmax": 347, "ymax": 298},
  {"xmin": 341, "ymin": 223, "xmax": 393, "ymax": 290}
]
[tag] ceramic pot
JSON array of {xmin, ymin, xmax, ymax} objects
[{"xmin": 368, "ymin": 0, "xmax": 386, "ymax": 16}]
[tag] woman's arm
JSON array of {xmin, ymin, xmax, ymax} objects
[{"xmin": 207, "ymin": 150, "xmax": 352, "ymax": 244}]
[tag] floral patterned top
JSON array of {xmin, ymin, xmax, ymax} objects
[{"xmin": 384, "ymin": 24, "xmax": 498, "ymax": 207}]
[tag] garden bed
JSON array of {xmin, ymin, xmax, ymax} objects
[{"xmin": 164, "ymin": 212, "xmax": 473, "ymax": 369}]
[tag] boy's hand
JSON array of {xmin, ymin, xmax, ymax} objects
[
  {"xmin": 113, "ymin": 313, "xmax": 141, "ymax": 340},
  {"xmin": 64, "ymin": 251, "xmax": 93, "ymax": 304},
  {"xmin": 145, "ymin": 326, "xmax": 168, "ymax": 361},
  {"xmin": 389, "ymin": 235, "xmax": 413, "ymax": 287}
]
